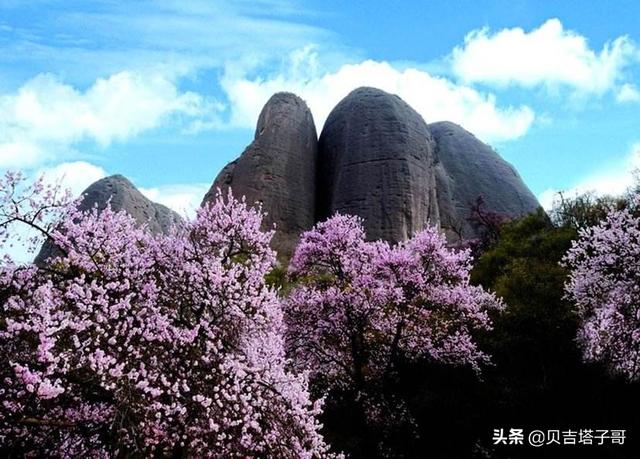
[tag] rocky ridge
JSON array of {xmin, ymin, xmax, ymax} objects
[
  {"xmin": 44, "ymin": 87, "xmax": 540, "ymax": 260},
  {"xmin": 211, "ymin": 87, "xmax": 539, "ymax": 253}
]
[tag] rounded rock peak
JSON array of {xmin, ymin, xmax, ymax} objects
[
  {"xmin": 264, "ymin": 91, "xmax": 306, "ymax": 105},
  {"xmin": 87, "ymin": 174, "xmax": 135, "ymax": 190},
  {"xmin": 207, "ymin": 90, "xmax": 318, "ymax": 259},
  {"xmin": 429, "ymin": 120, "xmax": 467, "ymax": 134},
  {"xmin": 35, "ymin": 173, "xmax": 182, "ymax": 265},
  {"xmin": 317, "ymin": 86, "xmax": 437, "ymax": 243},
  {"xmin": 321, "ymin": 87, "xmax": 432, "ymax": 145},
  {"xmin": 327, "ymin": 87, "xmax": 419, "ymax": 118},
  {"xmin": 80, "ymin": 174, "xmax": 141, "ymax": 206},
  {"xmin": 428, "ymin": 120, "xmax": 539, "ymax": 240},
  {"xmin": 342, "ymin": 86, "xmax": 400, "ymax": 99},
  {"xmin": 255, "ymin": 92, "xmax": 313, "ymax": 139},
  {"xmin": 428, "ymin": 121, "xmax": 485, "ymax": 143},
  {"xmin": 76, "ymin": 174, "xmax": 182, "ymax": 229}
]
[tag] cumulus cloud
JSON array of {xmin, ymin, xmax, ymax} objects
[
  {"xmin": 0, "ymin": 71, "xmax": 216, "ymax": 168},
  {"xmin": 221, "ymin": 48, "xmax": 534, "ymax": 143},
  {"xmin": 0, "ymin": 141, "xmax": 42, "ymax": 169},
  {"xmin": 36, "ymin": 161, "xmax": 108, "ymax": 197},
  {"xmin": 140, "ymin": 183, "xmax": 210, "ymax": 218},
  {"xmin": 616, "ymin": 83, "xmax": 640, "ymax": 103},
  {"xmin": 451, "ymin": 18, "xmax": 636, "ymax": 95},
  {"xmin": 538, "ymin": 143, "xmax": 640, "ymax": 210}
]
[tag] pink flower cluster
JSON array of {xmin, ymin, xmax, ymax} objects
[
  {"xmin": 563, "ymin": 195, "xmax": 640, "ymax": 381},
  {"xmin": 0, "ymin": 170, "xmax": 72, "ymax": 260},
  {"xmin": 0, "ymin": 172, "xmax": 335, "ymax": 457},
  {"xmin": 285, "ymin": 214, "xmax": 503, "ymax": 390}
]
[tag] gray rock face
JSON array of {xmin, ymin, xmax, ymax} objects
[
  {"xmin": 35, "ymin": 175, "xmax": 182, "ymax": 264},
  {"xmin": 75, "ymin": 175, "xmax": 182, "ymax": 233},
  {"xmin": 203, "ymin": 92, "xmax": 318, "ymax": 257},
  {"xmin": 317, "ymin": 87, "xmax": 439, "ymax": 243},
  {"xmin": 430, "ymin": 121, "xmax": 540, "ymax": 239},
  {"xmin": 206, "ymin": 87, "xmax": 540, "ymax": 255}
]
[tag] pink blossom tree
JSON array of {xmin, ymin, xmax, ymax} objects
[
  {"xmin": 284, "ymin": 214, "xmax": 503, "ymax": 450},
  {"xmin": 0, "ymin": 172, "xmax": 335, "ymax": 457},
  {"xmin": 562, "ymin": 196, "xmax": 640, "ymax": 381}
]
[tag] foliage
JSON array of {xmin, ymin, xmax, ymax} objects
[
  {"xmin": 467, "ymin": 195, "xmax": 511, "ymax": 249},
  {"xmin": 563, "ymin": 194, "xmax": 640, "ymax": 381},
  {"xmin": 471, "ymin": 207, "xmax": 639, "ymax": 458},
  {"xmin": 0, "ymin": 172, "xmax": 335, "ymax": 458},
  {"xmin": 284, "ymin": 214, "xmax": 502, "ymax": 456},
  {"xmin": 471, "ymin": 208, "xmax": 580, "ymax": 395},
  {"xmin": 550, "ymin": 190, "xmax": 629, "ymax": 230},
  {"xmin": 4, "ymin": 168, "xmax": 640, "ymax": 458}
]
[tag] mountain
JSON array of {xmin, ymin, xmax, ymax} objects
[
  {"xmin": 317, "ymin": 87, "xmax": 439, "ymax": 243},
  {"xmin": 203, "ymin": 92, "xmax": 318, "ymax": 258},
  {"xmin": 47, "ymin": 87, "xmax": 540, "ymax": 262},
  {"xmin": 209, "ymin": 87, "xmax": 539, "ymax": 254},
  {"xmin": 430, "ymin": 120, "xmax": 540, "ymax": 239},
  {"xmin": 35, "ymin": 175, "xmax": 182, "ymax": 264}
]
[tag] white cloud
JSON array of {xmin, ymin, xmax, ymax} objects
[
  {"xmin": 537, "ymin": 188, "xmax": 560, "ymax": 212},
  {"xmin": 221, "ymin": 48, "xmax": 535, "ymax": 143},
  {"xmin": 36, "ymin": 161, "xmax": 108, "ymax": 197},
  {"xmin": 0, "ymin": 0, "xmax": 332, "ymax": 88},
  {"xmin": 0, "ymin": 71, "xmax": 216, "ymax": 168},
  {"xmin": 452, "ymin": 18, "xmax": 636, "ymax": 94},
  {"xmin": 140, "ymin": 183, "xmax": 210, "ymax": 218},
  {"xmin": 538, "ymin": 143, "xmax": 640, "ymax": 210},
  {"xmin": 616, "ymin": 83, "xmax": 640, "ymax": 103},
  {"xmin": 0, "ymin": 141, "xmax": 43, "ymax": 168}
]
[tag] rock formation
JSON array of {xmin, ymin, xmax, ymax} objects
[
  {"xmin": 430, "ymin": 121, "xmax": 539, "ymax": 239},
  {"xmin": 203, "ymin": 92, "xmax": 318, "ymax": 258},
  {"xmin": 317, "ymin": 87, "xmax": 439, "ymax": 243},
  {"xmin": 35, "ymin": 88, "xmax": 540, "ymax": 264},
  {"xmin": 206, "ymin": 87, "xmax": 540, "ymax": 255},
  {"xmin": 35, "ymin": 175, "xmax": 182, "ymax": 264}
]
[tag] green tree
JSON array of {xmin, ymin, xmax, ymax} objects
[{"xmin": 471, "ymin": 208, "xmax": 639, "ymax": 458}]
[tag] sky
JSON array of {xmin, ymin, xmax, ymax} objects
[{"xmin": 1, "ymin": 0, "xmax": 640, "ymax": 223}]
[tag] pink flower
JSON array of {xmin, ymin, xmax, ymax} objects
[
  {"xmin": 285, "ymin": 213, "xmax": 502, "ymax": 398},
  {"xmin": 563, "ymin": 195, "xmax": 640, "ymax": 381},
  {"xmin": 0, "ymin": 174, "xmax": 337, "ymax": 458}
]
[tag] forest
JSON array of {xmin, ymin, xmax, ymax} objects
[{"xmin": 0, "ymin": 171, "xmax": 639, "ymax": 458}]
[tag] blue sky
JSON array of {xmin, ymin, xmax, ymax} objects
[{"xmin": 1, "ymin": 0, "xmax": 640, "ymax": 217}]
